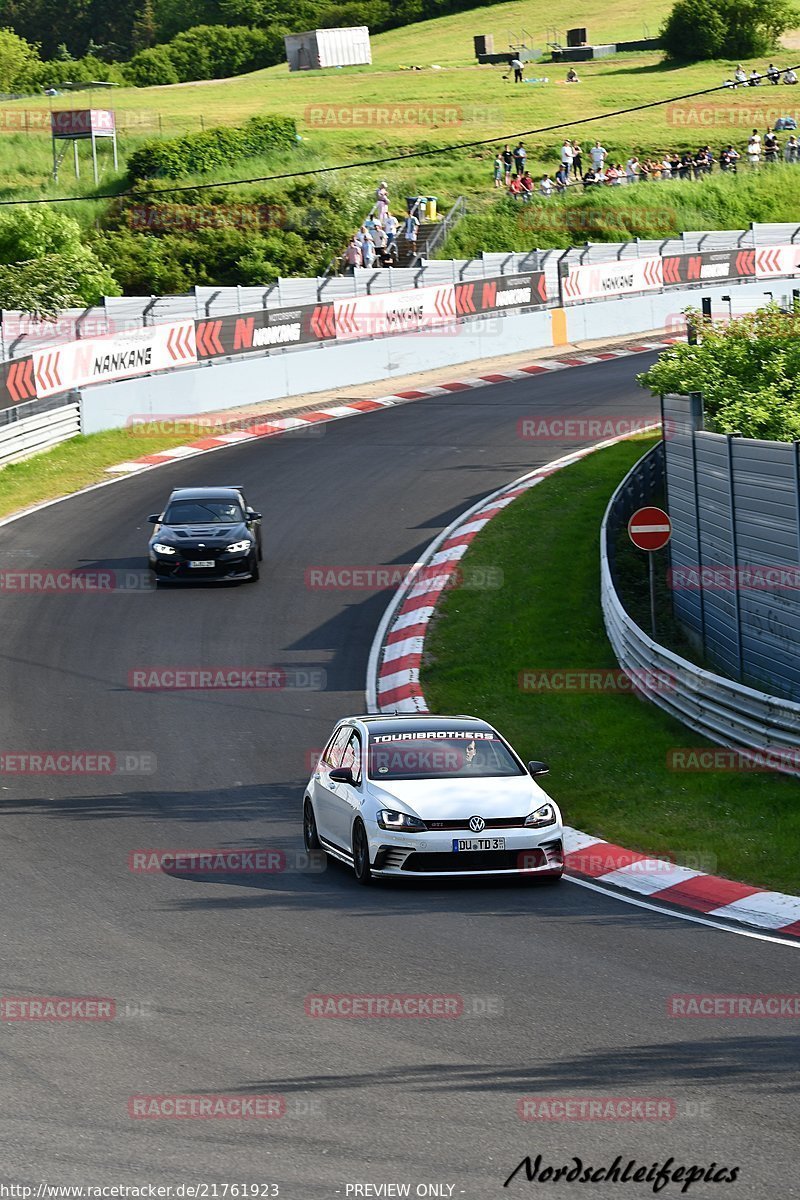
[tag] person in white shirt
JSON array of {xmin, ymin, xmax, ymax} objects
[
  {"xmin": 403, "ymin": 212, "xmax": 420, "ymax": 244},
  {"xmin": 590, "ymin": 140, "xmax": 607, "ymax": 170},
  {"xmin": 561, "ymin": 138, "xmax": 574, "ymax": 175},
  {"xmin": 625, "ymin": 155, "xmax": 640, "ymax": 183},
  {"xmin": 661, "ymin": 154, "xmax": 672, "ymax": 179},
  {"xmin": 747, "ymin": 129, "xmax": 762, "ymax": 165},
  {"xmin": 784, "ymin": 68, "xmax": 798, "ymax": 84},
  {"xmin": 734, "ymin": 65, "xmax": 747, "ymax": 86},
  {"xmin": 383, "ymin": 211, "xmax": 399, "ymax": 249},
  {"xmin": 539, "ymin": 174, "xmax": 553, "ymax": 196},
  {"xmin": 784, "ymin": 135, "xmax": 798, "ymax": 162},
  {"xmin": 510, "ymin": 57, "xmax": 523, "ymax": 82}
]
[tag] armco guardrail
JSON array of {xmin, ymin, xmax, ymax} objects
[
  {"xmin": 0, "ymin": 396, "xmax": 79, "ymax": 466},
  {"xmin": 601, "ymin": 443, "xmax": 800, "ymax": 776}
]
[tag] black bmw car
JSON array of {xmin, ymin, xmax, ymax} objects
[{"xmin": 147, "ymin": 486, "xmax": 262, "ymax": 583}]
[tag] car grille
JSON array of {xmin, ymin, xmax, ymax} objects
[
  {"xmin": 401, "ymin": 849, "xmax": 546, "ymax": 873},
  {"xmin": 423, "ymin": 816, "xmax": 528, "ymax": 831}
]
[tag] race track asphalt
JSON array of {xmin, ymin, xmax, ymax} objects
[{"xmin": 0, "ymin": 354, "xmax": 796, "ymax": 1197}]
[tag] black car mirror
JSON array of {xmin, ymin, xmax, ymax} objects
[
  {"xmin": 329, "ymin": 767, "xmax": 354, "ymax": 785},
  {"xmin": 147, "ymin": 514, "xmax": 160, "ymax": 523},
  {"xmin": 527, "ymin": 760, "xmax": 550, "ymax": 777},
  {"xmin": 247, "ymin": 510, "xmax": 262, "ymax": 521}
]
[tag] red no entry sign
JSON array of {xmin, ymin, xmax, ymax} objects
[{"xmin": 628, "ymin": 506, "xmax": 672, "ymax": 552}]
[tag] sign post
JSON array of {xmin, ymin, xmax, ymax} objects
[{"xmin": 628, "ymin": 506, "xmax": 672, "ymax": 639}]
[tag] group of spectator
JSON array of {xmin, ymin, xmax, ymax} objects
[
  {"xmin": 495, "ymin": 128, "xmax": 800, "ymax": 199},
  {"xmin": 724, "ymin": 63, "xmax": 798, "ymax": 87},
  {"xmin": 342, "ymin": 182, "xmax": 424, "ymax": 271}
]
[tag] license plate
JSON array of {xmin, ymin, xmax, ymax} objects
[
  {"xmin": 188, "ymin": 560, "xmax": 215, "ymax": 569},
  {"xmin": 453, "ymin": 838, "xmax": 506, "ymax": 852}
]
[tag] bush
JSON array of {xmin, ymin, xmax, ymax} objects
[
  {"xmin": 123, "ymin": 44, "xmax": 180, "ymax": 86},
  {"xmin": 165, "ymin": 24, "xmax": 275, "ymax": 80},
  {"xmin": 662, "ymin": 0, "xmax": 798, "ymax": 62},
  {"xmin": 0, "ymin": 248, "xmax": 119, "ymax": 317},
  {"xmin": 127, "ymin": 114, "xmax": 297, "ymax": 179},
  {"xmin": 639, "ymin": 306, "xmax": 800, "ymax": 441},
  {"xmin": 0, "ymin": 27, "xmax": 43, "ymax": 91}
]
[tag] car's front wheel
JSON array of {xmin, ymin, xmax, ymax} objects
[
  {"xmin": 303, "ymin": 798, "xmax": 321, "ymax": 852},
  {"xmin": 249, "ymin": 553, "xmax": 260, "ymax": 582},
  {"xmin": 352, "ymin": 819, "xmax": 372, "ymax": 885}
]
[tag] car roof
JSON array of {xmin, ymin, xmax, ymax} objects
[
  {"xmin": 167, "ymin": 487, "xmax": 244, "ymax": 500},
  {"xmin": 356, "ymin": 714, "xmax": 496, "ymax": 735}
]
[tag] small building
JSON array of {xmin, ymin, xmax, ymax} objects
[{"xmin": 284, "ymin": 27, "xmax": 372, "ymax": 71}]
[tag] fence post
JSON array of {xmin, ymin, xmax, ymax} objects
[
  {"xmin": 687, "ymin": 393, "xmax": 707, "ymax": 658},
  {"xmin": 726, "ymin": 432, "xmax": 744, "ymax": 681}
]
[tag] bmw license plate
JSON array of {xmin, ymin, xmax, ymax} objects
[
  {"xmin": 453, "ymin": 838, "xmax": 506, "ymax": 852},
  {"xmin": 188, "ymin": 560, "xmax": 215, "ymax": 569}
]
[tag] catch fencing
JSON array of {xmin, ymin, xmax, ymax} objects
[{"xmin": 602, "ymin": 441, "xmax": 800, "ymax": 773}]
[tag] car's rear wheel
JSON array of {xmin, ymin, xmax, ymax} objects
[
  {"xmin": 352, "ymin": 819, "xmax": 372, "ymax": 885},
  {"xmin": 303, "ymin": 798, "xmax": 321, "ymax": 852}
]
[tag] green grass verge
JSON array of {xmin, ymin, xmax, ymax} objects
[
  {"xmin": 0, "ymin": 425, "xmax": 209, "ymax": 518},
  {"xmin": 422, "ymin": 434, "xmax": 800, "ymax": 894}
]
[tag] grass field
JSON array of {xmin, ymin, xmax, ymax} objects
[
  {"xmin": 1, "ymin": 0, "xmax": 798, "ymax": 224},
  {"xmin": 422, "ymin": 435, "xmax": 800, "ymax": 894}
]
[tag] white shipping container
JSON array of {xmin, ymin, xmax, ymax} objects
[{"xmin": 284, "ymin": 27, "xmax": 371, "ymax": 71}]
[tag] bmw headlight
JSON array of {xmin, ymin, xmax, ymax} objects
[
  {"xmin": 225, "ymin": 540, "xmax": 252, "ymax": 554},
  {"xmin": 376, "ymin": 809, "xmax": 427, "ymax": 832},
  {"xmin": 153, "ymin": 543, "xmax": 176, "ymax": 555},
  {"xmin": 524, "ymin": 803, "xmax": 557, "ymax": 828}
]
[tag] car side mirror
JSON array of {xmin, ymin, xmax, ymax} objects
[
  {"xmin": 527, "ymin": 760, "xmax": 550, "ymax": 777},
  {"xmin": 248, "ymin": 511, "xmax": 262, "ymax": 521},
  {"xmin": 329, "ymin": 767, "xmax": 354, "ymax": 785},
  {"xmin": 147, "ymin": 515, "xmax": 160, "ymax": 523}
]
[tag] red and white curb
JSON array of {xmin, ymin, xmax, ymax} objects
[
  {"xmin": 365, "ymin": 432, "xmax": 800, "ymax": 943},
  {"xmin": 104, "ymin": 338, "xmax": 679, "ymax": 475}
]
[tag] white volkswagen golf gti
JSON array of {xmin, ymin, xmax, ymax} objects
[{"xmin": 303, "ymin": 714, "xmax": 564, "ymax": 884}]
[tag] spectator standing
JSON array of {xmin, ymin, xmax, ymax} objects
[
  {"xmin": 669, "ymin": 151, "xmax": 681, "ymax": 178},
  {"xmin": 511, "ymin": 56, "xmax": 523, "ymax": 83},
  {"xmin": 590, "ymin": 140, "xmax": 607, "ymax": 171},
  {"xmin": 501, "ymin": 143, "xmax": 514, "ymax": 184},
  {"xmin": 361, "ymin": 231, "xmax": 376, "ymax": 268},
  {"xmin": 785, "ymin": 135, "xmax": 798, "ymax": 162},
  {"xmin": 514, "ymin": 141, "xmax": 527, "ymax": 175},
  {"xmin": 343, "ymin": 237, "xmax": 361, "ymax": 273},
  {"xmin": 375, "ymin": 182, "xmax": 389, "ymax": 221},
  {"xmin": 384, "ymin": 210, "xmax": 399, "ymax": 251},
  {"xmin": 373, "ymin": 222, "xmax": 387, "ymax": 256},
  {"xmin": 661, "ymin": 153, "xmax": 672, "ymax": 179},
  {"xmin": 571, "ymin": 141, "xmax": 583, "ymax": 176},
  {"xmin": 493, "ymin": 153, "xmax": 504, "ymax": 188},
  {"xmin": 764, "ymin": 128, "xmax": 779, "ymax": 162},
  {"xmin": 747, "ymin": 128, "xmax": 762, "ymax": 165},
  {"xmin": 560, "ymin": 139, "xmax": 574, "ymax": 176},
  {"xmin": 625, "ymin": 154, "xmax": 640, "ymax": 183},
  {"xmin": 403, "ymin": 209, "xmax": 420, "ymax": 247}
]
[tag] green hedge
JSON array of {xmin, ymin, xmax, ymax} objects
[{"xmin": 127, "ymin": 115, "xmax": 297, "ymax": 180}]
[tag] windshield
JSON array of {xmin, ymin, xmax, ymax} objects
[
  {"xmin": 163, "ymin": 499, "xmax": 243, "ymax": 525},
  {"xmin": 367, "ymin": 732, "xmax": 524, "ymax": 780}
]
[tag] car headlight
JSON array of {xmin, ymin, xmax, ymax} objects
[
  {"xmin": 524, "ymin": 803, "xmax": 557, "ymax": 828},
  {"xmin": 376, "ymin": 809, "xmax": 427, "ymax": 832},
  {"xmin": 152, "ymin": 543, "xmax": 176, "ymax": 555},
  {"xmin": 225, "ymin": 540, "xmax": 252, "ymax": 554}
]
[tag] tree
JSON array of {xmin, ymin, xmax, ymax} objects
[
  {"xmin": 132, "ymin": 0, "xmax": 158, "ymax": 50},
  {"xmin": 2, "ymin": 0, "xmax": 92, "ymax": 58},
  {"xmin": 662, "ymin": 0, "xmax": 799, "ymax": 61},
  {"xmin": 639, "ymin": 306, "xmax": 800, "ymax": 441},
  {"xmin": 0, "ymin": 27, "xmax": 43, "ymax": 91},
  {"xmin": 0, "ymin": 248, "xmax": 119, "ymax": 316}
]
